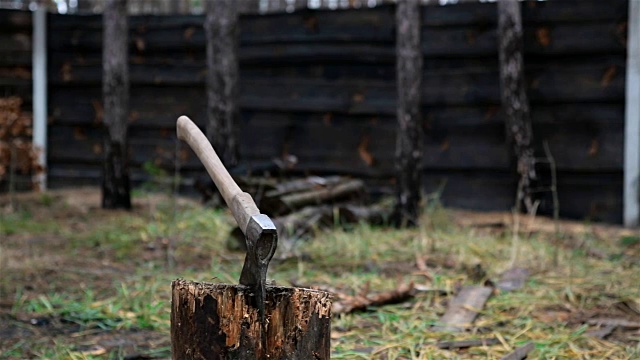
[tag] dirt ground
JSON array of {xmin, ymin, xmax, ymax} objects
[
  {"xmin": 0, "ymin": 189, "xmax": 197, "ymax": 359},
  {"xmin": 1, "ymin": 188, "xmax": 639, "ymax": 359}
]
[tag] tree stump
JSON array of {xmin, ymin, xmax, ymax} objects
[{"xmin": 171, "ymin": 280, "xmax": 332, "ymax": 360}]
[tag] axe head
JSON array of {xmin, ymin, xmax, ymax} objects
[
  {"xmin": 239, "ymin": 214, "xmax": 277, "ymax": 290},
  {"xmin": 239, "ymin": 213, "xmax": 277, "ymax": 349}
]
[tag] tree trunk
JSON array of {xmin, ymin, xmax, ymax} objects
[
  {"xmin": 394, "ymin": 0, "xmax": 423, "ymax": 227},
  {"xmin": 497, "ymin": 0, "xmax": 536, "ymax": 212},
  {"xmin": 171, "ymin": 280, "xmax": 332, "ymax": 360},
  {"xmin": 102, "ymin": 0, "xmax": 131, "ymax": 209},
  {"xmin": 204, "ymin": 0, "xmax": 239, "ymax": 167}
]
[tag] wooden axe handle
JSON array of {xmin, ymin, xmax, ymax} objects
[{"xmin": 177, "ymin": 115, "xmax": 259, "ymax": 231}]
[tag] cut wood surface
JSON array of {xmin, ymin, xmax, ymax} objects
[
  {"xmin": 432, "ymin": 286, "xmax": 493, "ymax": 332},
  {"xmin": 171, "ymin": 279, "xmax": 331, "ymax": 360}
]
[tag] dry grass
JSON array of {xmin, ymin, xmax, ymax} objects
[{"xmin": 1, "ymin": 188, "xmax": 639, "ymax": 359}]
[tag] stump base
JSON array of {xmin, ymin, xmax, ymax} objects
[{"xmin": 171, "ymin": 280, "xmax": 332, "ymax": 360}]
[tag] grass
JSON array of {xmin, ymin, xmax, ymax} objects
[{"xmin": 1, "ymin": 190, "xmax": 640, "ymax": 359}]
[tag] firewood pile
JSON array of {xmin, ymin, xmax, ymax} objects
[
  {"xmin": 0, "ymin": 97, "xmax": 42, "ymax": 190},
  {"xmin": 224, "ymin": 175, "xmax": 394, "ymax": 251}
]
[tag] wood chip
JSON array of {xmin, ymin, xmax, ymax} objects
[
  {"xmin": 586, "ymin": 325, "xmax": 616, "ymax": 339},
  {"xmin": 500, "ymin": 342, "xmax": 535, "ymax": 360},
  {"xmin": 432, "ymin": 286, "xmax": 493, "ymax": 332},
  {"xmin": 497, "ymin": 267, "xmax": 529, "ymax": 292},
  {"xmin": 436, "ymin": 337, "xmax": 500, "ymax": 349}
]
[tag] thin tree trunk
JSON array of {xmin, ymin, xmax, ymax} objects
[
  {"xmin": 205, "ymin": 0, "xmax": 239, "ymax": 167},
  {"xmin": 394, "ymin": 0, "xmax": 423, "ymax": 227},
  {"xmin": 497, "ymin": 0, "xmax": 535, "ymax": 212},
  {"xmin": 102, "ymin": 0, "xmax": 131, "ymax": 209}
]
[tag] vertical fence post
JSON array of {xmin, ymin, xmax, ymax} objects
[
  {"xmin": 394, "ymin": 0, "xmax": 423, "ymax": 227},
  {"xmin": 205, "ymin": 0, "xmax": 239, "ymax": 167},
  {"xmin": 102, "ymin": 0, "xmax": 131, "ymax": 209},
  {"xmin": 32, "ymin": 5, "xmax": 47, "ymax": 191},
  {"xmin": 624, "ymin": 0, "xmax": 640, "ymax": 227},
  {"xmin": 497, "ymin": 0, "xmax": 535, "ymax": 213}
]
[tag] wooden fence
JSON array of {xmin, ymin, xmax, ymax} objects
[
  {"xmin": 0, "ymin": 11, "xmax": 30, "ymax": 98},
  {"xmin": 0, "ymin": 10, "xmax": 33, "ymax": 191},
  {"xmin": 0, "ymin": 0, "xmax": 629, "ymax": 222}
]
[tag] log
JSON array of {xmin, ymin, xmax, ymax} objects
[
  {"xmin": 276, "ymin": 179, "xmax": 364, "ymax": 213},
  {"xmin": 265, "ymin": 176, "xmax": 344, "ymax": 198},
  {"xmin": 171, "ymin": 280, "xmax": 332, "ymax": 360}
]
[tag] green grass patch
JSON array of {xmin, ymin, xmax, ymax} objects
[{"xmin": 3, "ymin": 192, "xmax": 640, "ymax": 359}]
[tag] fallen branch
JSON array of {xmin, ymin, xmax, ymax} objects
[
  {"xmin": 436, "ymin": 337, "xmax": 500, "ymax": 349},
  {"xmin": 500, "ymin": 342, "xmax": 535, "ymax": 360},
  {"xmin": 585, "ymin": 325, "xmax": 616, "ymax": 339},
  {"xmin": 332, "ymin": 282, "xmax": 415, "ymax": 315},
  {"xmin": 586, "ymin": 318, "xmax": 640, "ymax": 328}
]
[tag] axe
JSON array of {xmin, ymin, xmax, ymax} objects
[{"xmin": 176, "ymin": 115, "xmax": 277, "ymax": 348}]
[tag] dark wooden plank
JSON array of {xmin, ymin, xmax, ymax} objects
[
  {"xmin": 421, "ymin": 0, "xmax": 626, "ymax": 27},
  {"xmin": 48, "ymin": 20, "xmax": 625, "ymax": 58},
  {"xmin": 521, "ymin": 0, "xmax": 627, "ymax": 24},
  {"xmin": 0, "ymin": 52, "xmax": 32, "ymax": 66},
  {"xmin": 49, "ymin": 106, "xmax": 622, "ymax": 172},
  {"xmin": 0, "ymin": 33, "xmax": 32, "ymax": 52},
  {"xmin": 535, "ymin": 171, "xmax": 622, "ymax": 223},
  {"xmin": 47, "ymin": 163, "xmax": 202, "ymax": 190},
  {"xmin": 51, "ymin": 90, "xmax": 624, "ymax": 129},
  {"xmin": 240, "ymin": 6, "xmax": 395, "ymax": 44},
  {"xmin": 48, "ymin": 60, "xmax": 625, "ymax": 108},
  {"xmin": 0, "ymin": 10, "xmax": 32, "ymax": 30},
  {"xmin": 45, "ymin": 0, "xmax": 627, "ymax": 31},
  {"xmin": 424, "ymin": 170, "xmax": 515, "ymax": 211}
]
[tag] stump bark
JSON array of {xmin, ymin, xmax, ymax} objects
[{"xmin": 171, "ymin": 280, "xmax": 332, "ymax": 360}]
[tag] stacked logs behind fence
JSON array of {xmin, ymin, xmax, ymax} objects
[
  {"xmin": 0, "ymin": 96, "xmax": 42, "ymax": 191},
  {"xmin": 223, "ymin": 175, "xmax": 393, "ymax": 251}
]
